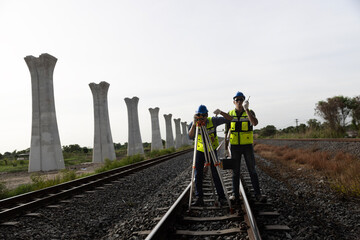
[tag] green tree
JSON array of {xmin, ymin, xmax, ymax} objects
[
  {"xmin": 297, "ymin": 123, "xmax": 307, "ymax": 133},
  {"xmin": 114, "ymin": 143, "xmax": 122, "ymax": 150},
  {"xmin": 62, "ymin": 144, "xmax": 82, "ymax": 153},
  {"xmin": 307, "ymin": 119, "xmax": 321, "ymax": 130},
  {"xmin": 259, "ymin": 125, "xmax": 277, "ymax": 137},
  {"xmin": 282, "ymin": 126, "xmax": 296, "ymax": 134},
  {"xmin": 349, "ymin": 96, "xmax": 360, "ymax": 131},
  {"xmin": 315, "ymin": 96, "xmax": 352, "ymax": 134},
  {"xmin": 82, "ymin": 147, "xmax": 89, "ymax": 154}
]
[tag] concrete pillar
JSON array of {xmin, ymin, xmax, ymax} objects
[
  {"xmin": 149, "ymin": 107, "xmax": 163, "ymax": 151},
  {"xmin": 125, "ymin": 97, "xmax": 144, "ymax": 156},
  {"xmin": 89, "ymin": 81, "xmax": 116, "ymax": 163},
  {"xmin": 24, "ymin": 53, "xmax": 65, "ymax": 172},
  {"xmin": 174, "ymin": 118, "xmax": 182, "ymax": 149},
  {"xmin": 187, "ymin": 124, "xmax": 193, "ymax": 145},
  {"xmin": 163, "ymin": 114, "xmax": 174, "ymax": 149},
  {"xmin": 181, "ymin": 121, "xmax": 189, "ymax": 146}
]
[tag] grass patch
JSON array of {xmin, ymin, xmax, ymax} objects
[
  {"xmin": 0, "ymin": 169, "xmax": 79, "ymax": 200},
  {"xmin": 63, "ymin": 153, "xmax": 92, "ymax": 165},
  {"xmin": 254, "ymin": 144, "xmax": 360, "ymax": 197},
  {"xmin": 0, "ymin": 159, "xmax": 29, "ymax": 173}
]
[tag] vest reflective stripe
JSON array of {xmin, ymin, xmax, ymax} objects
[
  {"xmin": 228, "ymin": 109, "xmax": 254, "ymax": 145},
  {"xmin": 196, "ymin": 117, "xmax": 219, "ymax": 152}
]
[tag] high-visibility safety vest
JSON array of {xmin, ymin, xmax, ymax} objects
[
  {"xmin": 197, "ymin": 117, "xmax": 219, "ymax": 152},
  {"xmin": 228, "ymin": 109, "xmax": 254, "ymax": 145}
]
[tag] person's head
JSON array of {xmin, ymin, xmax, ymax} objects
[
  {"xmin": 195, "ymin": 105, "xmax": 208, "ymax": 120},
  {"xmin": 233, "ymin": 91, "xmax": 245, "ymax": 110}
]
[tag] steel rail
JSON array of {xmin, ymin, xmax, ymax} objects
[
  {"xmin": 239, "ymin": 178, "xmax": 262, "ymax": 240},
  {"xmin": 145, "ymin": 183, "xmax": 191, "ymax": 240},
  {"xmin": 0, "ymin": 149, "xmax": 192, "ymax": 222},
  {"xmin": 146, "ymin": 173, "xmax": 262, "ymax": 239}
]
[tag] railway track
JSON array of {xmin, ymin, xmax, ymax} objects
[
  {"xmin": 0, "ymin": 149, "xmax": 192, "ymax": 224},
  {"xmin": 140, "ymin": 169, "xmax": 262, "ymax": 239}
]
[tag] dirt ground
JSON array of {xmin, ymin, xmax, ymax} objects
[{"xmin": 0, "ymin": 162, "xmax": 104, "ymax": 190}]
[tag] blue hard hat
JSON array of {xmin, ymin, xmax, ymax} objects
[
  {"xmin": 233, "ymin": 91, "xmax": 245, "ymax": 99},
  {"xmin": 196, "ymin": 105, "xmax": 208, "ymax": 114}
]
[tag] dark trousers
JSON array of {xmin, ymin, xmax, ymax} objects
[
  {"xmin": 231, "ymin": 144, "xmax": 261, "ymax": 199},
  {"xmin": 194, "ymin": 150, "xmax": 225, "ymax": 199}
]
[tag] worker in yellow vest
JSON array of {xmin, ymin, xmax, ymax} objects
[
  {"xmin": 225, "ymin": 91, "xmax": 266, "ymax": 204},
  {"xmin": 188, "ymin": 105, "xmax": 233, "ymax": 206}
]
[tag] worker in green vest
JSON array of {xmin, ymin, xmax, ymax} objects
[
  {"xmin": 225, "ymin": 91, "xmax": 266, "ymax": 204},
  {"xmin": 188, "ymin": 105, "xmax": 233, "ymax": 206}
]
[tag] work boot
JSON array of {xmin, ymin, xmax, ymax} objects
[{"xmin": 192, "ymin": 197, "xmax": 204, "ymax": 206}]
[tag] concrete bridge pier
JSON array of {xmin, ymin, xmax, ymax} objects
[
  {"xmin": 187, "ymin": 123, "xmax": 193, "ymax": 145},
  {"xmin": 181, "ymin": 121, "xmax": 189, "ymax": 146},
  {"xmin": 163, "ymin": 114, "xmax": 174, "ymax": 149},
  {"xmin": 125, "ymin": 97, "xmax": 144, "ymax": 156},
  {"xmin": 149, "ymin": 107, "xmax": 163, "ymax": 151},
  {"xmin": 89, "ymin": 81, "xmax": 116, "ymax": 163},
  {"xmin": 174, "ymin": 118, "xmax": 182, "ymax": 149},
  {"xmin": 24, "ymin": 53, "xmax": 65, "ymax": 172}
]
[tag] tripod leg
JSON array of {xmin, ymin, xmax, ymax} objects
[
  {"xmin": 201, "ymin": 126, "xmax": 233, "ymax": 210},
  {"xmin": 201, "ymin": 127, "xmax": 218, "ymax": 206},
  {"xmin": 188, "ymin": 126, "xmax": 199, "ymax": 211}
]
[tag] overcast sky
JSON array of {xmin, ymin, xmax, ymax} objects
[{"xmin": 0, "ymin": 0, "xmax": 359, "ymax": 153}]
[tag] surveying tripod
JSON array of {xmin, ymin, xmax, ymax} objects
[{"xmin": 188, "ymin": 118, "xmax": 233, "ymax": 211}]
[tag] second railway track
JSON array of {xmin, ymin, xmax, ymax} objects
[{"xmin": 0, "ymin": 149, "xmax": 192, "ymax": 223}]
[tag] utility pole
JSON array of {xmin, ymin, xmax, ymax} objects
[{"xmin": 295, "ymin": 119, "xmax": 299, "ymax": 128}]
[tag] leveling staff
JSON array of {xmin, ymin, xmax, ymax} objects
[{"xmin": 188, "ymin": 105, "xmax": 233, "ymax": 206}]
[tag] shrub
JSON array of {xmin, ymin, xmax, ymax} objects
[
  {"xmin": 0, "ymin": 182, "xmax": 8, "ymax": 199},
  {"xmin": 255, "ymin": 143, "xmax": 360, "ymax": 197},
  {"xmin": 60, "ymin": 169, "xmax": 77, "ymax": 182}
]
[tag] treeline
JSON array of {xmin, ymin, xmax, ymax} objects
[
  {"xmin": 256, "ymin": 95, "xmax": 360, "ymax": 138},
  {"xmin": 0, "ymin": 141, "xmax": 166, "ymax": 160}
]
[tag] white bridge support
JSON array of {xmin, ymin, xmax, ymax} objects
[
  {"xmin": 149, "ymin": 107, "xmax": 163, "ymax": 151},
  {"xmin": 163, "ymin": 114, "xmax": 174, "ymax": 149},
  {"xmin": 25, "ymin": 53, "xmax": 65, "ymax": 172},
  {"xmin": 89, "ymin": 81, "xmax": 116, "ymax": 163},
  {"xmin": 187, "ymin": 123, "xmax": 193, "ymax": 145},
  {"xmin": 125, "ymin": 97, "xmax": 144, "ymax": 156},
  {"xmin": 174, "ymin": 118, "xmax": 182, "ymax": 149},
  {"xmin": 181, "ymin": 121, "xmax": 189, "ymax": 146}
]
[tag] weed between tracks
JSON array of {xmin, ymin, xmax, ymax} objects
[{"xmin": 254, "ymin": 144, "xmax": 360, "ymax": 197}]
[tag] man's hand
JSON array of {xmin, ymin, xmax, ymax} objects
[
  {"xmin": 193, "ymin": 114, "xmax": 198, "ymax": 124},
  {"xmin": 243, "ymin": 100, "xmax": 249, "ymax": 110},
  {"xmin": 213, "ymin": 109, "xmax": 222, "ymax": 116}
]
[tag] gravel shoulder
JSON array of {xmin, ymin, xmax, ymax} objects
[{"xmin": 255, "ymin": 140, "xmax": 360, "ymax": 240}]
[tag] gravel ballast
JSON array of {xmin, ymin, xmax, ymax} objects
[{"xmin": 1, "ymin": 139, "xmax": 359, "ymax": 239}]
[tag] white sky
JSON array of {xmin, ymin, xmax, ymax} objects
[{"xmin": 0, "ymin": 0, "xmax": 360, "ymax": 153}]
